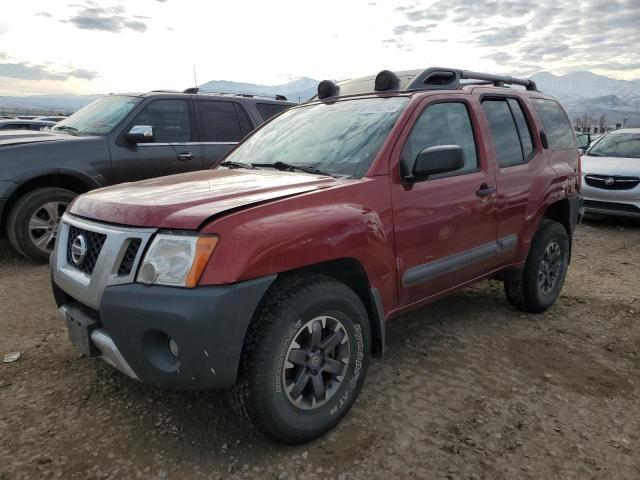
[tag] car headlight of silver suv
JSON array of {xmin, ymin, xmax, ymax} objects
[{"xmin": 136, "ymin": 232, "xmax": 218, "ymax": 288}]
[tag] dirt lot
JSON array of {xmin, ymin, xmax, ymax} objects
[{"xmin": 1, "ymin": 217, "xmax": 639, "ymax": 480}]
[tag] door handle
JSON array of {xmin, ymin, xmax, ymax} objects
[
  {"xmin": 476, "ymin": 184, "xmax": 496, "ymax": 197},
  {"xmin": 177, "ymin": 152, "xmax": 194, "ymax": 161}
]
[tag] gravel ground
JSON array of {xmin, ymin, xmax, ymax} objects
[{"xmin": 1, "ymin": 217, "xmax": 639, "ymax": 480}]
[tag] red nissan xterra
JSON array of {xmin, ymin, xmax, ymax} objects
[{"xmin": 51, "ymin": 68, "xmax": 582, "ymax": 444}]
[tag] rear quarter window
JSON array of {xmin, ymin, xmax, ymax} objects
[
  {"xmin": 256, "ymin": 103, "xmax": 292, "ymax": 122},
  {"xmin": 531, "ymin": 98, "xmax": 575, "ymax": 150}
]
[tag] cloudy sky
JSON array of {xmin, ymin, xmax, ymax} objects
[{"xmin": 0, "ymin": 0, "xmax": 639, "ymax": 95}]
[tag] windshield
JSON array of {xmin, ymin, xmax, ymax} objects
[
  {"xmin": 588, "ymin": 132, "xmax": 640, "ymax": 159},
  {"xmin": 223, "ymin": 97, "xmax": 409, "ymax": 177},
  {"xmin": 52, "ymin": 95, "xmax": 141, "ymax": 136}
]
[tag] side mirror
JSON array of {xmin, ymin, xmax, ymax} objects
[
  {"xmin": 125, "ymin": 125, "xmax": 154, "ymax": 144},
  {"xmin": 408, "ymin": 145, "xmax": 464, "ymax": 182}
]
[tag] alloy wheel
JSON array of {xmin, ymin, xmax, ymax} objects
[
  {"xmin": 538, "ymin": 241, "xmax": 562, "ymax": 295},
  {"xmin": 283, "ymin": 315, "xmax": 350, "ymax": 410},
  {"xmin": 28, "ymin": 201, "xmax": 67, "ymax": 254}
]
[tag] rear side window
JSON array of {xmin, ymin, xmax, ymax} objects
[
  {"xmin": 531, "ymin": 98, "xmax": 575, "ymax": 150},
  {"xmin": 198, "ymin": 101, "xmax": 253, "ymax": 142},
  {"xmin": 402, "ymin": 102, "xmax": 478, "ymax": 175},
  {"xmin": 256, "ymin": 103, "xmax": 292, "ymax": 122},
  {"xmin": 507, "ymin": 98, "xmax": 534, "ymax": 158},
  {"xmin": 482, "ymin": 100, "xmax": 525, "ymax": 167}
]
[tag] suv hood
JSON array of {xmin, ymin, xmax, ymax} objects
[
  {"xmin": 0, "ymin": 129, "xmax": 79, "ymax": 147},
  {"xmin": 69, "ymin": 168, "xmax": 340, "ymax": 229},
  {"xmin": 581, "ymin": 155, "xmax": 640, "ymax": 177}
]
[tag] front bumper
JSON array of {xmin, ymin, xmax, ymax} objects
[
  {"xmin": 53, "ymin": 277, "xmax": 275, "ymax": 390},
  {"xmin": 581, "ymin": 180, "xmax": 640, "ymax": 218}
]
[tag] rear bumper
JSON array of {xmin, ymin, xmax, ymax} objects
[{"xmin": 53, "ymin": 276, "xmax": 275, "ymax": 390}]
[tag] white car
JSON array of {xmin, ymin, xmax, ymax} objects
[{"xmin": 581, "ymin": 128, "xmax": 640, "ymax": 218}]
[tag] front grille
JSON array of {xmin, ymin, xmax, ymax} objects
[
  {"xmin": 66, "ymin": 226, "xmax": 107, "ymax": 275},
  {"xmin": 117, "ymin": 239, "xmax": 142, "ymax": 276},
  {"xmin": 585, "ymin": 175, "xmax": 640, "ymax": 190},
  {"xmin": 584, "ymin": 200, "xmax": 640, "ymax": 214}
]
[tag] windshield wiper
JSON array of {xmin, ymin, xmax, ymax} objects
[
  {"xmin": 251, "ymin": 161, "xmax": 335, "ymax": 177},
  {"xmin": 219, "ymin": 160, "xmax": 254, "ymax": 169},
  {"xmin": 53, "ymin": 125, "xmax": 79, "ymax": 135}
]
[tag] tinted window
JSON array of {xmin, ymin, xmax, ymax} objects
[
  {"xmin": 532, "ymin": 98, "xmax": 575, "ymax": 150},
  {"xmin": 199, "ymin": 101, "xmax": 249, "ymax": 142},
  {"xmin": 402, "ymin": 102, "xmax": 478, "ymax": 175},
  {"xmin": 507, "ymin": 98, "xmax": 534, "ymax": 158},
  {"xmin": 128, "ymin": 99, "xmax": 192, "ymax": 143},
  {"xmin": 482, "ymin": 100, "xmax": 524, "ymax": 167},
  {"xmin": 256, "ymin": 103, "xmax": 291, "ymax": 122},
  {"xmin": 0, "ymin": 124, "xmax": 29, "ymax": 130}
]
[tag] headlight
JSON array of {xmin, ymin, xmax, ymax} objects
[{"xmin": 137, "ymin": 233, "xmax": 218, "ymax": 288}]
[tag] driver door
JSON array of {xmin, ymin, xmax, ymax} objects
[
  {"xmin": 110, "ymin": 98, "xmax": 203, "ymax": 183},
  {"xmin": 391, "ymin": 97, "xmax": 500, "ymax": 307}
]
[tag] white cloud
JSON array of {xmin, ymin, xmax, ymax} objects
[{"xmin": 0, "ymin": 0, "xmax": 638, "ymax": 96}]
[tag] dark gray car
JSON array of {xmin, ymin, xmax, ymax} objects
[{"xmin": 0, "ymin": 91, "xmax": 294, "ymax": 261}]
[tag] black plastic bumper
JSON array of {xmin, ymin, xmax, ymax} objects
[
  {"xmin": 568, "ymin": 194, "xmax": 584, "ymax": 232},
  {"xmin": 56, "ymin": 276, "xmax": 275, "ymax": 390}
]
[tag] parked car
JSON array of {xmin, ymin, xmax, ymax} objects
[
  {"xmin": 0, "ymin": 119, "xmax": 56, "ymax": 131},
  {"xmin": 581, "ymin": 128, "xmax": 640, "ymax": 218},
  {"xmin": 0, "ymin": 90, "xmax": 294, "ymax": 261},
  {"xmin": 35, "ymin": 116, "xmax": 68, "ymax": 123},
  {"xmin": 51, "ymin": 68, "xmax": 582, "ymax": 444}
]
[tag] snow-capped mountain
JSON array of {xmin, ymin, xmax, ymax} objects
[
  {"xmin": 531, "ymin": 71, "xmax": 640, "ymax": 125},
  {"xmin": 198, "ymin": 77, "xmax": 319, "ymax": 103},
  {"xmin": 2, "ymin": 71, "xmax": 639, "ymax": 125}
]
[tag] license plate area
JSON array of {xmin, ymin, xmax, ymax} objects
[{"xmin": 65, "ymin": 308, "xmax": 100, "ymax": 358}]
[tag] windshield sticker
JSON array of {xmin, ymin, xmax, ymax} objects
[{"xmin": 352, "ymin": 103, "xmax": 401, "ymax": 115}]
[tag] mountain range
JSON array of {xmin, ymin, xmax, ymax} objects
[
  {"xmin": 1, "ymin": 71, "xmax": 639, "ymax": 126},
  {"xmin": 530, "ymin": 71, "xmax": 640, "ymax": 126}
]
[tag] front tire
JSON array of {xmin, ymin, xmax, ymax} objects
[
  {"xmin": 7, "ymin": 187, "xmax": 75, "ymax": 262},
  {"xmin": 229, "ymin": 274, "xmax": 371, "ymax": 444},
  {"xmin": 504, "ymin": 220, "xmax": 570, "ymax": 313}
]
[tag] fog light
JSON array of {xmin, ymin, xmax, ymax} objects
[
  {"xmin": 168, "ymin": 338, "xmax": 179, "ymax": 358},
  {"xmin": 138, "ymin": 262, "xmax": 157, "ymax": 284}
]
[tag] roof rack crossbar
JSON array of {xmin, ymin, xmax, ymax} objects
[{"xmin": 406, "ymin": 67, "xmax": 537, "ymax": 91}]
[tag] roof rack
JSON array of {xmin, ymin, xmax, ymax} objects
[
  {"xmin": 316, "ymin": 67, "xmax": 538, "ymax": 100},
  {"xmin": 406, "ymin": 67, "xmax": 537, "ymax": 92},
  {"xmin": 197, "ymin": 91, "xmax": 288, "ymax": 101}
]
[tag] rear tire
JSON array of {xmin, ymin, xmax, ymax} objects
[
  {"xmin": 504, "ymin": 220, "xmax": 570, "ymax": 313},
  {"xmin": 229, "ymin": 274, "xmax": 371, "ymax": 444},
  {"xmin": 7, "ymin": 187, "xmax": 75, "ymax": 262}
]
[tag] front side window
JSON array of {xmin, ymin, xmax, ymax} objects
[
  {"xmin": 531, "ymin": 98, "xmax": 575, "ymax": 150},
  {"xmin": 127, "ymin": 99, "xmax": 192, "ymax": 143},
  {"xmin": 401, "ymin": 102, "xmax": 478, "ymax": 175},
  {"xmin": 53, "ymin": 95, "xmax": 140, "ymax": 136},
  {"xmin": 588, "ymin": 132, "xmax": 640, "ymax": 159},
  {"xmin": 198, "ymin": 101, "xmax": 251, "ymax": 142},
  {"xmin": 223, "ymin": 97, "xmax": 409, "ymax": 178},
  {"xmin": 482, "ymin": 100, "xmax": 525, "ymax": 168}
]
